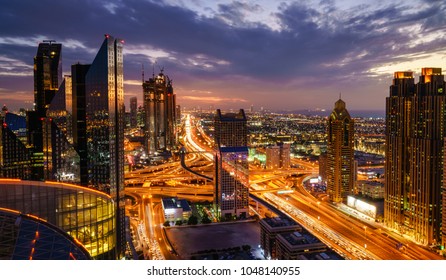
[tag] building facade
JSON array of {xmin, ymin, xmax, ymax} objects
[
  {"xmin": 43, "ymin": 76, "xmax": 80, "ymax": 183},
  {"xmin": 214, "ymin": 109, "xmax": 249, "ymax": 219},
  {"xmin": 326, "ymin": 99, "xmax": 355, "ymax": 203},
  {"xmin": 259, "ymin": 216, "xmax": 302, "ymax": 260},
  {"xmin": 130, "ymin": 96, "xmax": 137, "ymax": 128},
  {"xmin": 0, "ymin": 114, "xmax": 31, "ymax": 179},
  {"xmin": 28, "ymin": 41, "xmax": 63, "ymax": 181},
  {"xmin": 143, "ymin": 70, "xmax": 176, "ymax": 155},
  {"xmin": 385, "ymin": 69, "xmax": 445, "ymax": 246},
  {"xmin": 0, "ymin": 179, "xmax": 116, "ymax": 259},
  {"xmin": 84, "ymin": 35, "xmax": 126, "ymax": 258},
  {"xmin": 266, "ymin": 142, "xmax": 290, "ymax": 170}
]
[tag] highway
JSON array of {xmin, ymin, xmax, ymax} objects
[{"xmin": 124, "ymin": 113, "xmax": 443, "ymax": 260}]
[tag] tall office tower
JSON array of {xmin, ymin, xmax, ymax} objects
[
  {"xmin": 28, "ymin": 41, "xmax": 62, "ymax": 180},
  {"xmin": 143, "ymin": 70, "xmax": 176, "ymax": 154},
  {"xmin": 42, "ymin": 76, "xmax": 80, "ymax": 182},
  {"xmin": 72, "ymin": 63, "xmax": 90, "ymax": 186},
  {"xmin": 34, "ymin": 41, "xmax": 62, "ymax": 116},
  {"xmin": 385, "ymin": 69, "xmax": 445, "ymax": 246},
  {"xmin": 0, "ymin": 114, "xmax": 31, "ymax": 179},
  {"xmin": 326, "ymin": 99, "xmax": 354, "ymax": 203},
  {"xmin": 213, "ymin": 109, "xmax": 249, "ymax": 220},
  {"xmin": 130, "ymin": 96, "xmax": 137, "ymax": 128},
  {"xmin": 83, "ymin": 35, "xmax": 125, "ymax": 259}
]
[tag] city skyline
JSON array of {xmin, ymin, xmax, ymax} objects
[{"xmin": 1, "ymin": 0, "xmax": 446, "ymax": 112}]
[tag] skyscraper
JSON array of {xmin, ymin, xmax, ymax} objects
[
  {"xmin": 83, "ymin": 35, "xmax": 126, "ymax": 259},
  {"xmin": 326, "ymin": 99, "xmax": 354, "ymax": 203},
  {"xmin": 71, "ymin": 63, "xmax": 91, "ymax": 187},
  {"xmin": 28, "ymin": 41, "xmax": 62, "ymax": 181},
  {"xmin": 143, "ymin": 70, "xmax": 176, "ymax": 155},
  {"xmin": 33, "ymin": 41, "xmax": 62, "ymax": 116},
  {"xmin": 385, "ymin": 68, "xmax": 445, "ymax": 245},
  {"xmin": 130, "ymin": 96, "xmax": 137, "ymax": 128},
  {"xmin": 213, "ymin": 109, "xmax": 249, "ymax": 220},
  {"xmin": 42, "ymin": 76, "xmax": 80, "ymax": 183}
]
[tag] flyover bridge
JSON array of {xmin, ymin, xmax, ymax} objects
[{"xmin": 179, "ymin": 147, "xmax": 214, "ymax": 181}]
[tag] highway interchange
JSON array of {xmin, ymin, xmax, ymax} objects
[{"xmin": 124, "ymin": 114, "xmax": 443, "ymax": 260}]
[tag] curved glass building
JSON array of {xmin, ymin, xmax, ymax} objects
[{"xmin": 0, "ymin": 179, "xmax": 116, "ymax": 259}]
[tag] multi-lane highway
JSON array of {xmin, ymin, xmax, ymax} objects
[{"xmin": 124, "ymin": 113, "xmax": 443, "ymax": 260}]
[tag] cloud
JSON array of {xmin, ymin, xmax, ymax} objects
[{"xmin": 1, "ymin": 0, "xmax": 445, "ymax": 111}]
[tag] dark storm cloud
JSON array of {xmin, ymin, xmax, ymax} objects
[{"xmin": 0, "ymin": 0, "xmax": 445, "ymax": 110}]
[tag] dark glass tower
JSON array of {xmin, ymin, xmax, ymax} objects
[
  {"xmin": 385, "ymin": 69, "xmax": 445, "ymax": 246},
  {"xmin": 84, "ymin": 35, "xmax": 125, "ymax": 259},
  {"xmin": 326, "ymin": 99, "xmax": 354, "ymax": 203},
  {"xmin": 72, "ymin": 63, "xmax": 91, "ymax": 186},
  {"xmin": 213, "ymin": 109, "xmax": 249, "ymax": 220},
  {"xmin": 29, "ymin": 41, "xmax": 62, "ymax": 180},
  {"xmin": 34, "ymin": 41, "xmax": 62, "ymax": 116}
]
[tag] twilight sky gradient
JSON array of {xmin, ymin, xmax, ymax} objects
[{"xmin": 0, "ymin": 0, "xmax": 445, "ymax": 113}]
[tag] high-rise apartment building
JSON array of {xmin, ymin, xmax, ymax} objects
[
  {"xmin": 143, "ymin": 70, "xmax": 176, "ymax": 155},
  {"xmin": 213, "ymin": 109, "xmax": 249, "ymax": 219},
  {"xmin": 385, "ymin": 68, "xmax": 445, "ymax": 246},
  {"xmin": 130, "ymin": 96, "xmax": 137, "ymax": 128},
  {"xmin": 326, "ymin": 99, "xmax": 354, "ymax": 203}
]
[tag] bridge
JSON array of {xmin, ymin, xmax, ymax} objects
[{"xmin": 179, "ymin": 147, "xmax": 214, "ymax": 181}]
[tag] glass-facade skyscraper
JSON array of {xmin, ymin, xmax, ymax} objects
[
  {"xmin": 28, "ymin": 41, "xmax": 63, "ymax": 181},
  {"xmin": 385, "ymin": 68, "xmax": 445, "ymax": 246},
  {"xmin": 213, "ymin": 109, "xmax": 249, "ymax": 220},
  {"xmin": 85, "ymin": 35, "xmax": 125, "ymax": 259}
]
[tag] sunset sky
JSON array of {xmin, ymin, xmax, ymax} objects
[{"xmin": 0, "ymin": 0, "xmax": 445, "ymax": 113}]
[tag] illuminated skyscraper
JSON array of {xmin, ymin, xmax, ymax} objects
[
  {"xmin": 34, "ymin": 41, "xmax": 62, "ymax": 116},
  {"xmin": 42, "ymin": 76, "xmax": 80, "ymax": 183},
  {"xmin": 28, "ymin": 41, "xmax": 62, "ymax": 180},
  {"xmin": 214, "ymin": 109, "xmax": 249, "ymax": 219},
  {"xmin": 83, "ymin": 35, "xmax": 125, "ymax": 259},
  {"xmin": 143, "ymin": 70, "xmax": 176, "ymax": 155},
  {"xmin": 326, "ymin": 99, "xmax": 354, "ymax": 203},
  {"xmin": 385, "ymin": 68, "xmax": 445, "ymax": 246}
]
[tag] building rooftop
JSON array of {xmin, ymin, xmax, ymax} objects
[
  {"xmin": 162, "ymin": 197, "xmax": 191, "ymax": 212},
  {"xmin": 279, "ymin": 231, "xmax": 323, "ymax": 246},
  {"xmin": 261, "ymin": 216, "xmax": 299, "ymax": 228}
]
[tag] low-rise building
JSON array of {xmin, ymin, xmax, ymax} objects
[
  {"xmin": 162, "ymin": 197, "xmax": 192, "ymax": 222},
  {"xmin": 259, "ymin": 216, "xmax": 302, "ymax": 259},
  {"xmin": 275, "ymin": 231, "xmax": 327, "ymax": 260}
]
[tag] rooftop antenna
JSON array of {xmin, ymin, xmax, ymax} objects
[
  {"xmin": 339, "ymin": 92, "xmax": 342, "ymax": 100},
  {"xmin": 152, "ymin": 61, "xmax": 156, "ymax": 78}
]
